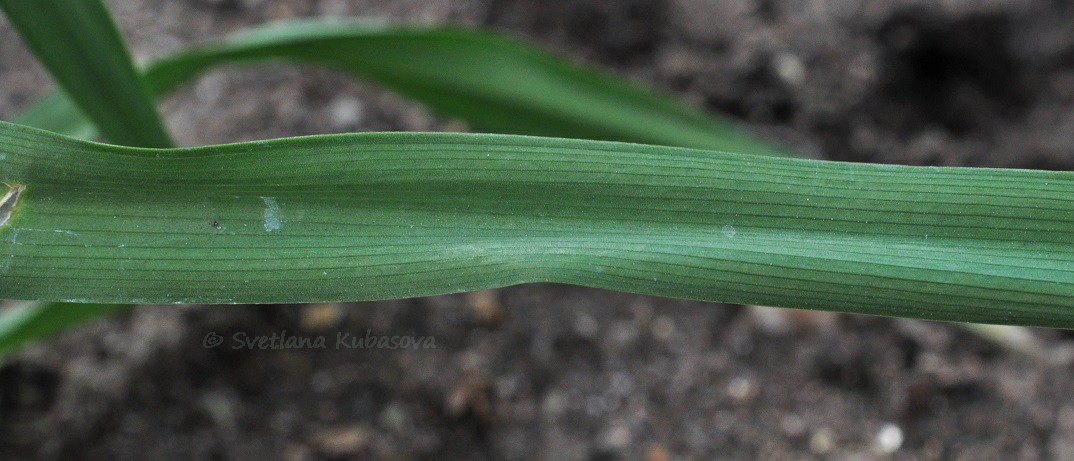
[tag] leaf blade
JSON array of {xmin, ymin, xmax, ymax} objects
[{"xmin": 1, "ymin": 122, "xmax": 1071, "ymax": 327}]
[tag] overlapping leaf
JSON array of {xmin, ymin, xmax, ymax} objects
[{"xmin": 0, "ymin": 0, "xmax": 171, "ymax": 147}]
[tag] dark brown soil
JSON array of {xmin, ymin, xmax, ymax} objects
[{"xmin": 3, "ymin": 0, "xmax": 1074, "ymax": 460}]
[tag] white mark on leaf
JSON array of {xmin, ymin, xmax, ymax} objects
[
  {"xmin": 722, "ymin": 224, "xmax": 736, "ymax": 238},
  {"xmin": 261, "ymin": 196, "xmax": 282, "ymax": 232},
  {"xmin": 9, "ymin": 227, "xmax": 80, "ymax": 245},
  {"xmin": 0, "ymin": 184, "xmax": 25, "ymax": 228}
]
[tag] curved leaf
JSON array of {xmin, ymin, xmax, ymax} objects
[{"xmin": 15, "ymin": 19, "xmax": 785, "ymax": 156}]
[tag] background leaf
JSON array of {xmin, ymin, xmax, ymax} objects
[
  {"xmin": 0, "ymin": 302, "xmax": 129, "ymax": 358},
  {"xmin": 15, "ymin": 19, "xmax": 785, "ymax": 156},
  {"xmin": 0, "ymin": 0, "xmax": 171, "ymax": 148}
]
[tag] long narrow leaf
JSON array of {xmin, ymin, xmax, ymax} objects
[
  {"xmin": 0, "ymin": 0, "xmax": 171, "ymax": 148},
  {"xmin": 15, "ymin": 19, "xmax": 784, "ymax": 156},
  {"xmin": 1, "ymin": 122, "xmax": 1071, "ymax": 327}
]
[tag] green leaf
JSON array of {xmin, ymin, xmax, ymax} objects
[
  {"xmin": 0, "ymin": 302, "xmax": 129, "ymax": 358},
  {"xmin": 0, "ymin": 0, "xmax": 172, "ymax": 148},
  {"xmin": 12, "ymin": 93, "xmax": 98, "ymax": 142},
  {"xmin": 15, "ymin": 19, "xmax": 784, "ymax": 156},
  {"xmin": 2, "ymin": 122, "xmax": 1071, "ymax": 327}
]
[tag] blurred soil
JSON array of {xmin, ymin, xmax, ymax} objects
[{"xmin": 2, "ymin": 0, "xmax": 1074, "ymax": 459}]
